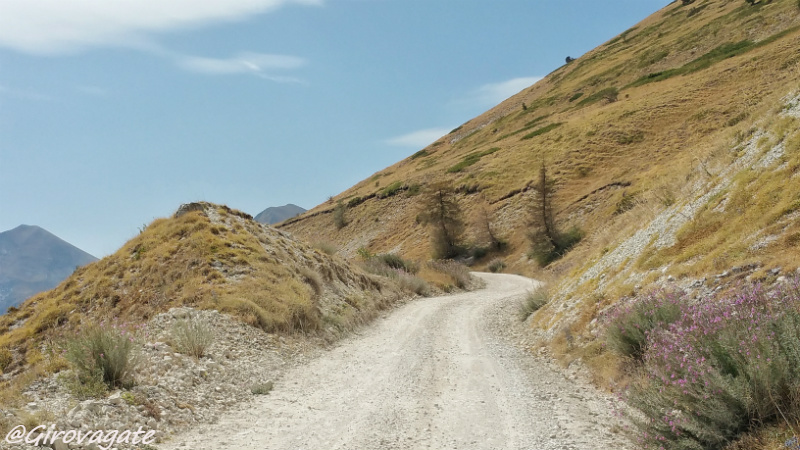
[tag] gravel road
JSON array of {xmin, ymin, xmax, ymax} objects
[{"xmin": 163, "ymin": 273, "xmax": 631, "ymax": 450}]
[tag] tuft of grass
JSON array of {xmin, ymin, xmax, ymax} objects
[
  {"xmin": 518, "ymin": 289, "xmax": 549, "ymax": 321},
  {"xmin": 299, "ymin": 267, "xmax": 324, "ymax": 296},
  {"xmin": 487, "ymin": 258, "xmax": 506, "ymax": 273},
  {"xmin": 520, "ymin": 123, "xmax": 564, "ymax": 140},
  {"xmin": 251, "ymin": 381, "xmax": 274, "ymax": 395},
  {"xmin": 63, "ymin": 321, "xmax": 140, "ymax": 389},
  {"xmin": 170, "ymin": 317, "xmax": 214, "ymax": 359},
  {"xmin": 0, "ymin": 348, "xmax": 11, "ymax": 373},
  {"xmin": 427, "ymin": 260, "xmax": 471, "ymax": 289},
  {"xmin": 361, "ymin": 254, "xmax": 429, "ymax": 296}
]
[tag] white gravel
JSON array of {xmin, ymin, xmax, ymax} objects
[{"xmin": 160, "ymin": 273, "xmax": 631, "ymax": 450}]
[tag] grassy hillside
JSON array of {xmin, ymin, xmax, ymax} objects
[
  {"xmin": 284, "ymin": 0, "xmax": 800, "ymax": 298},
  {"xmin": 286, "ymin": 0, "xmax": 799, "ymax": 267},
  {"xmin": 283, "ymin": 1, "xmax": 800, "ymax": 446},
  {"xmin": 0, "ymin": 202, "xmax": 403, "ymax": 382}
]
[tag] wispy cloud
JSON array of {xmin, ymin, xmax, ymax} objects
[
  {"xmin": 177, "ymin": 52, "xmax": 307, "ymax": 80},
  {"xmin": 385, "ymin": 128, "xmax": 451, "ymax": 148},
  {"xmin": 0, "ymin": 84, "xmax": 52, "ymax": 101},
  {"xmin": 0, "ymin": 0, "xmax": 322, "ymax": 55},
  {"xmin": 462, "ymin": 76, "xmax": 543, "ymax": 107}
]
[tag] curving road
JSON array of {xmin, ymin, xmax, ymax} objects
[{"xmin": 164, "ymin": 273, "xmax": 631, "ymax": 450}]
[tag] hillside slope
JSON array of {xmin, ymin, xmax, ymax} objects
[
  {"xmin": 0, "ymin": 202, "xmax": 403, "ymax": 377},
  {"xmin": 0, "ymin": 225, "xmax": 97, "ymax": 313},
  {"xmin": 284, "ymin": 0, "xmax": 800, "ymax": 300}
]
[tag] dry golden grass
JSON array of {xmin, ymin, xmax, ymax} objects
[
  {"xmin": 0, "ymin": 202, "xmax": 399, "ymax": 395},
  {"xmin": 285, "ymin": 0, "xmax": 800, "ymax": 278},
  {"xmin": 282, "ymin": 3, "xmax": 800, "ymax": 446}
]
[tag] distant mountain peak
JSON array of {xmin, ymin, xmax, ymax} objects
[
  {"xmin": 255, "ymin": 204, "xmax": 306, "ymax": 225},
  {"xmin": 0, "ymin": 225, "xmax": 97, "ymax": 312}
]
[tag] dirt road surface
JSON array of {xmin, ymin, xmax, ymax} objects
[{"xmin": 163, "ymin": 273, "xmax": 632, "ymax": 450}]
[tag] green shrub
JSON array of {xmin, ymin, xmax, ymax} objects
[
  {"xmin": 471, "ymin": 246, "xmax": 488, "ymax": 259},
  {"xmin": 378, "ymin": 181, "xmax": 405, "ymax": 198},
  {"xmin": 520, "ymin": 123, "xmax": 564, "ymax": 140},
  {"xmin": 446, "ymin": 148, "xmax": 500, "ymax": 173},
  {"xmin": 569, "ymin": 92, "xmax": 584, "ymax": 102},
  {"xmin": 64, "ymin": 322, "xmax": 140, "ymax": 389},
  {"xmin": 518, "ymin": 289, "xmax": 549, "ymax": 321},
  {"xmin": 529, "ymin": 226, "xmax": 584, "ymax": 267},
  {"xmin": 410, "ymin": 149, "xmax": 429, "ymax": 160},
  {"xmin": 170, "ymin": 317, "xmax": 214, "ymax": 358},
  {"xmin": 604, "ymin": 290, "xmax": 684, "ymax": 360}
]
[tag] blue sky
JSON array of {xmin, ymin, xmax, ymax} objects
[{"xmin": 0, "ymin": 0, "xmax": 668, "ymax": 257}]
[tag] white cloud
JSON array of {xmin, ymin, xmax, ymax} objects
[
  {"xmin": 468, "ymin": 76, "xmax": 543, "ymax": 106},
  {"xmin": 0, "ymin": 0, "xmax": 322, "ymax": 54},
  {"xmin": 177, "ymin": 52, "xmax": 306, "ymax": 76},
  {"xmin": 385, "ymin": 128, "xmax": 451, "ymax": 148}
]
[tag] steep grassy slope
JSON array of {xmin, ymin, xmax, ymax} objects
[
  {"xmin": 0, "ymin": 202, "xmax": 402, "ymax": 378},
  {"xmin": 284, "ymin": 0, "xmax": 800, "ymax": 288}
]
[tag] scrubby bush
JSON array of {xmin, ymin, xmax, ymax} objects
[
  {"xmin": 487, "ymin": 258, "xmax": 506, "ymax": 273},
  {"xmin": 299, "ymin": 267, "xmax": 324, "ymax": 296},
  {"xmin": 428, "ymin": 260, "xmax": 471, "ymax": 289},
  {"xmin": 376, "ymin": 253, "xmax": 419, "ymax": 274},
  {"xmin": 171, "ymin": 317, "xmax": 214, "ymax": 358},
  {"xmin": 518, "ymin": 288, "xmax": 549, "ymax": 320},
  {"xmin": 64, "ymin": 322, "xmax": 141, "ymax": 389},
  {"xmin": 0, "ymin": 348, "xmax": 11, "ymax": 373},
  {"xmin": 333, "ymin": 200, "xmax": 347, "ymax": 230},
  {"xmin": 604, "ymin": 289, "xmax": 684, "ymax": 360},
  {"xmin": 361, "ymin": 254, "xmax": 429, "ymax": 296},
  {"xmin": 615, "ymin": 278, "xmax": 800, "ymax": 449}
]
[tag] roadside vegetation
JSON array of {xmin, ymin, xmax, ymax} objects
[{"xmin": 605, "ymin": 279, "xmax": 800, "ymax": 450}]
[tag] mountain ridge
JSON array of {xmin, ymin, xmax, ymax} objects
[
  {"xmin": 0, "ymin": 224, "xmax": 97, "ymax": 313},
  {"xmin": 255, "ymin": 204, "xmax": 306, "ymax": 225}
]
